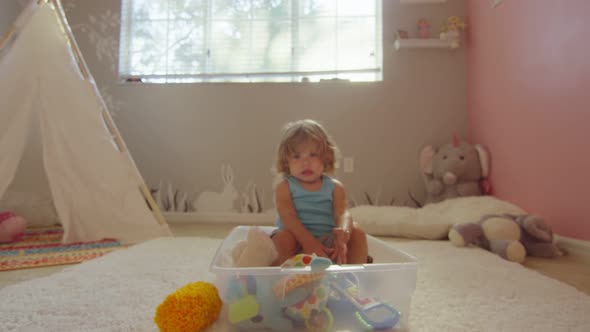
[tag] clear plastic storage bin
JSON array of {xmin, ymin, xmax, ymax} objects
[{"xmin": 210, "ymin": 226, "xmax": 417, "ymax": 331}]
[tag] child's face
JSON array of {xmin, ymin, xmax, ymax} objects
[{"xmin": 288, "ymin": 141, "xmax": 325, "ymax": 184}]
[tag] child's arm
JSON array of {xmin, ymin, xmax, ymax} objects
[
  {"xmin": 333, "ymin": 180, "xmax": 351, "ymax": 235},
  {"xmin": 275, "ymin": 180, "xmax": 333, "ymax": 258},
  {"xmin": 332, "ymin": 180, "xmax": 351, "ymax": 264}
]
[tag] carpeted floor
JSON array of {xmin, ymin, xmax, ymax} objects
[
  {"xmin": 0, "ymin": 234, "xmax": 588, "ymax": 332},
  {"xmin": 0, "ymin": 227, "xmax": 126, "ymax": 272}
]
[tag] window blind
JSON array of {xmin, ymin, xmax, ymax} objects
[{"xmin": 118, "ymin": 0, "xmax": 382, "ymax": 83}]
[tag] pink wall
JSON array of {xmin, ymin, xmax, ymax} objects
[{"xmin": 466, "ymin": 0, "xmax": 590, "ymax": 240}]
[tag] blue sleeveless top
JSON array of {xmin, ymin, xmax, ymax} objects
[{"xmin": 276, "ymin": 175, "xmax": 335, "ymax": 238}]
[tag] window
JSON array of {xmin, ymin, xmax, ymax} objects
[{"xmin": 119, "ymin": 0, "xmax": 382, "ymax": 83}]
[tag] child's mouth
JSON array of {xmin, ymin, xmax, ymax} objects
[{"xmin": 302, "ymin": 170, "xmax": 313, "ymax": 176}]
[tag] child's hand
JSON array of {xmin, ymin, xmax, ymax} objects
[
  {"xmin": 301, "ymin": 239, "xmax": 334, "ymax": 259},
  {"xmin": 332, "ymin": 227, "xmax": 350, "ymax": 264}
]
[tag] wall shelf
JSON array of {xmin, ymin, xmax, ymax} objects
[
  {"xmin": 399, "ymin": 0, "xmax": 447, "ymax": 4},
  {"xmin": 394, "ymin": 38, "xmax": 455, "ymax": 50}
]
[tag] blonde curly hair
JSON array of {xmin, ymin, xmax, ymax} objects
[{"xmin": 275, "ymin": 119, "xmax": 340, "ymax": 177}]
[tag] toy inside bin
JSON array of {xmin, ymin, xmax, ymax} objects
[{"xmin": 210, "ymin": 226, "xmax": 418, "ymax": 331}]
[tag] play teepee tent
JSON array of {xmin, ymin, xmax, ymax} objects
[{"xmin": 0, "ymin": 0, "xmax": 171, "ymax": 244}]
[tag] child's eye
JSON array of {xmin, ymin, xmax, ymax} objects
[
  {"xmin": 310, "ymin": 153, "xmax": 319, "ymax": 158},
  {"xmin": 292, "ymin": 154, "xmax": 300, "ymax": 159}
]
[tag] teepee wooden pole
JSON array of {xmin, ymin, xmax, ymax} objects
[
  {"xmin": 49, "ymin": 0, "xmax": 168, "ymax": 226},
  {"xmin": 0, "ymin": 24, "xmax": 16, "ymax": 52}
]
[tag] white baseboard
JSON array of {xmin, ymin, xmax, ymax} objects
[
  {"xmin": 555, "ymin": 235, "xmax": 590, "ymax": 263},
  {"xmin": 163, "ymin": 212, "xmax": 275, "ymax": 225}
]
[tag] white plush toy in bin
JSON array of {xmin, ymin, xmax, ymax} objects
[{"xmin": 230, "ymin": 226, "xmax": 278, "ymax": 267}]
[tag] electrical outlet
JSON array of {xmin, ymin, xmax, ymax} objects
[{"xmin": 343, "ymin": 157, "xmax": 354, "ymax": 173}]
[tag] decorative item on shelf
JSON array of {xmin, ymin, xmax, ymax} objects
[
  {"xmin": 396, "ymin": 29, "xmax": 409, "ymax": 40},
  {"xmin": 440, "ymin": 16, "xmax": 467, "ymax": 49},
  {"xmin": 417, "ymin": 18, "xmax": 431, "ymax": 38}
]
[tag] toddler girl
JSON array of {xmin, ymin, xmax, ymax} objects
[{"xmin": 272, "ymin": 119, "xmax": 369, "ymax": 265}]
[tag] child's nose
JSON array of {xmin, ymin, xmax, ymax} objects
[{"xmin": 301, "ymin": 156, "xmax": 312, "ymax": 164}]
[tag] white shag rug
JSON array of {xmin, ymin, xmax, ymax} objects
[{"xmin": 1, "ymin": 236, "xmax": 589, "ymax": 332}]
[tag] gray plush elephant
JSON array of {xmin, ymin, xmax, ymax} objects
[
  {"xmin": 420, "ymin": 137, "xmax": 490, "ymax": 204},
  {"xmin": 448, "ymin": 214, "xmax": 564, "ymax": 263}
]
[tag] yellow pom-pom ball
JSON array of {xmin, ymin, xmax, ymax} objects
[{"xmin": 154, "ymin": 281, "xmax": 222, "ymax": 332}]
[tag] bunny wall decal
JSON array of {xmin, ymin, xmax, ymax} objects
[{"xmin": 192, "ymin": 164, "xmax": 239, "ymax": 212}]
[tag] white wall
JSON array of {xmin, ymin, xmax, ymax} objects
[{"xmin": 1, "ymin": 0, "xmax": 467, "ymax": 210}]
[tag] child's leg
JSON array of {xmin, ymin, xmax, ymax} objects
[
  {"xmin": 347, "ymin": 222, "xmax": 369, "ymax": 264},
  {"xmin": 271, "ymin": 229, "xmax": 300, "ymax": 266}
]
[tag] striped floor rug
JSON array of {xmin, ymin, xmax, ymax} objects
[{"xmin": 0, "ymin": 227, "xmax": 126, "ymax": 271}]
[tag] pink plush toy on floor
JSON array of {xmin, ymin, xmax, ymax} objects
[{"xmin": 0, "ymin": 211, "xmax": 27, "ymax": 243}]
